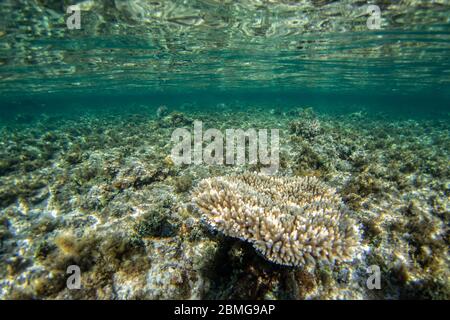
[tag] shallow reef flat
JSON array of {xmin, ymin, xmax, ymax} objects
[{"xmin": 0, "ymin": 106, "xmax": 448, "ymax": 300}]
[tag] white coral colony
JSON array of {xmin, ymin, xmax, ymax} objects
[{"xmin": 193, "ymin": 173, "xmax": 360, "ymax": 267}]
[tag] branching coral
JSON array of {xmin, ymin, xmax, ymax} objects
[{"xmin": 193, "ymin": 173, "xmax": 360, "ymax": 267}]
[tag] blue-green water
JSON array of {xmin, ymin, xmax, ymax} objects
[
  {"xmin": 0, "ymin": 1, "xmax": 449, "ymax": 300},
  {"xmin": 1, "ymin": 1, "xmax": 450, "ymax": 118}
]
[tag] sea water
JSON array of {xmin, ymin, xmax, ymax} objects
[{"xmin": 0, "ymin": 1, "xmax": 449, "ymax": 300}]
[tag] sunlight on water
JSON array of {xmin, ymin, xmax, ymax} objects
[
  {"xmin": 0, "ymin": 0, "xmax": 449, "ymax": 96},
  {"xmin": 0, "ymin": 0, "xmax": 449, "ymax": 302}
]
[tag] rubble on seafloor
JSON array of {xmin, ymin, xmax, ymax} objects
[{"xmin": 0, "ymin": 106, "xmax": 448, "ymax": 300}]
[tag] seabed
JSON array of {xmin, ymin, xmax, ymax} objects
[
  {"xmin": 0, "ymin": 0, "xmax": 449, "ymax": 300},
  {"xmin": 0, "ymin": 106, "xmax": 448, "ymax": 299}
]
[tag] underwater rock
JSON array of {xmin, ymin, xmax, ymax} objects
[
  {"xmin": 132, "ymin": 209, "xmax": 176, "ymax": 239},
  {"xmin": 192, "ymin": 173, "xmax": 360, "ymax": 268},
  {"xmin": 173, "ymin": 174, "xmax": 193, "ymax": 193}
]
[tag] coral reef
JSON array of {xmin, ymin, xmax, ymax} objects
[
  {"xmin": 192, "ymin": 173, "xmax": 360, "ymax": 268},
  {"xmin": 0, "ymin": 105, "xmax": 448, "ymax": 300}
]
